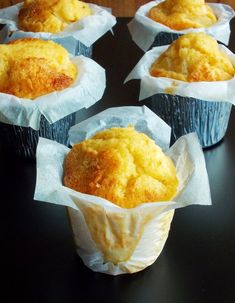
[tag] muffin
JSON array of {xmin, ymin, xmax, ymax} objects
[
  {"xmin": 148, "ymin": 0, "xmax": 217, "ymax": 46},
  {"xmin": 0, "ymin": 38, "xmax": 76, "ymax": 99},
  {"xmin": 63, "ymin": 126, "xmax": 179, "ymax": 265},
  {"xmin": 150, "ymin": 32, "xmax": 235, "ymax": 82},
  {"xmin": 0, "ymin": 37, "xmax": 105, "ymax": 159},
  {"xmin": 16, "ymin": 0, "xmax": 92, "ymax": 56},
  {"xmin": 18, "ymin": 0, "xmax": 92, "ymax": 34},
  {"xmin": 149, "ymin": 0, "xmax": 217, "ymax": 30},
  {"xmin": 128, "ymin": 0, "xmax": 235, "ymax": 50},
  {"xmin": 0, "ymin": 0, "xmax": 116, "ymax": 57},
  {"xmin": 64, "ymin": 126, "xmax": 179, "ymax": 209},
  {"xmin": 34, "ymin": 106, "xmax": 212, "ymax": 274},
  {"xmin": 129, "ymin": 32, "xmax": 235, "ymax": 147}
]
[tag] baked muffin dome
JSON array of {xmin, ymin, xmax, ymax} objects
[
  {"xmin": 148, "ymin": 0, "xmax": 217, "ymax": 30},
  {"xmin": 150, "ymin": 32, "xmax": 235, "ymax": 82},
  {"xmin": 0, "ymin": 38, "xmax": 76, "ymax": 99},
  {"xmin": 64, "ymin": 127, "xmax": 179, "ymax": 208},
  {"xmin": 19, "ymin": 0, "xmax": 92, "ymax": 33}
]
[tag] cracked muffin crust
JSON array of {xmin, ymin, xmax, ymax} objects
[
  {"xmin": 148, "ymin": 0, "xmax": 217, "ymax": 30},
  {"xmin": 150, "ymin": 32, "xmax": 235, "ymax": 82},
  {"xmin": 0, "ymin": 38, "xmax": 76, "ymax": 99},
  {"xmin": 19, "ymin": 0, "xmax": 92, "ymax": 33},
  {"xmin": 64, "ymin": 127, "xmax": 179, "ymax": 208}
]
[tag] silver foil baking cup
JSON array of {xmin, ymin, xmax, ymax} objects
[
  {"xmin": 147, "ymin": 94, "xmax": 232, "ymax": 147},
  {"xmin": 53, "ymin": 37, "xmax": 93, "ymax": 57},
  {"xmin": 0, "ymin": 113, "xmax": 75, "ymax": 159},
  {"xmin": 150, "ymin": 32, "xmax": 182, "ymax": 48}
]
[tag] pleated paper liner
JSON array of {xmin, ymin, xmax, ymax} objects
[{"xmin": 66, "ymin": 204, "xmax": 175, "ymax": 274}]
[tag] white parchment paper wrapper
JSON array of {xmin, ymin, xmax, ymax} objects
[
  {"xmin": 128, "ymin": 1, "xmax": 235, "ymax": 51},
  {"xmin": 69, "ymin": 106, "xmax": 171, "ymax": 150},
  {"xmin": 125, "ymin": 44, "xmax": 235, "ymax": 103},
  {"xmin": 0, "ymin": 55, "xmax": 105, "ymax": 130},
  {"xmin": 34, "ymin": 106, "xmax": 211, "ymax": 275},
  {"xmin": 0, "ymin": 2, "xmax": 116, "ymax": 47}
]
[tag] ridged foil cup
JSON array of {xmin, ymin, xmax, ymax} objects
[
  {"xmin": 151, "ymin": 32, "xmax": 181, "ymax": 47},
  {"xmin": 148, "ymin": 94, "xmax": 232, "ymax": 147},
  {"xmin": 0, "ymin": 113, "xmax": 75, "ymax": 159},
  {"xmin": 75, "ymin": 42, "xmax": 92, "ymax": 57}
]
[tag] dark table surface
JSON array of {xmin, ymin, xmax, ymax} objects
[{"xmin": 1, "ymin": 18, "xmax": 235, "ymax": 303}]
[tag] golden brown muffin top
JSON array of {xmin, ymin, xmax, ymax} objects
[
  {"xmin": 148, "ymin": 0, "xmax": 217, "ymax": 30},
  {"xmin": 64, "ymin": 127, "xmax": 179, "ymax": 208},
  {"xmin": 150, "ymin": 32, "xmax": 235, "ymax": 82},
  {"xmin": 0, "ymin": 38, "xmax": 76, "ymax": 99},
  {"xmin": 0, "ymin": 0, "xmax": 21, "ymax": 9},
  {"xmin": 19, "ymin": 0, "xmax": 92, "ymax": 33}
]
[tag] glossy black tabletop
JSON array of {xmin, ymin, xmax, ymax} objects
[{"xmin": 1, "ymin": 18, "xmax": 235, "ymax": 303}]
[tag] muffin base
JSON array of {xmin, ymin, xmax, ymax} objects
[
  {"xmin": 147, "ymin": 94, "xmax": 232, "ymax": 147},
  {"xmin": 0, "ymin": 114, "xmax": 75, "ymax": 159}
]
